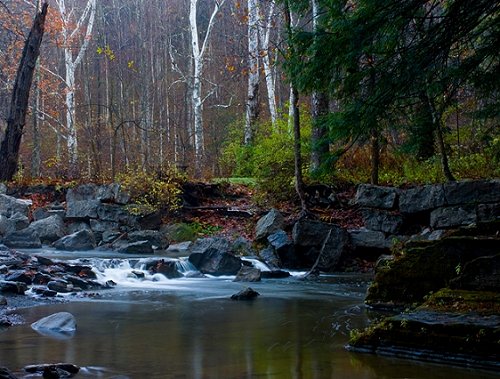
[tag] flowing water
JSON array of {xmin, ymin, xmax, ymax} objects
[{"xmin": 1, "ymin": 250, "xmax": 498, "ymax": 379}]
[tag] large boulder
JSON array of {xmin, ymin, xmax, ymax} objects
[
  {"xmin": 0, "ymin": 183, "xmax": 6, "ymax": 195},
  {"xmin": 29, "ymin": 215, "xmax": 66, "ymax": 244},
  {"xmin": 399, "ymin": 184, "xmax": 446, "ymax": 214},
  {"xmin": 31, "ymin": 312, "xmax": 77, "ymax": 337},
  {"xmin": 3, "ymin": 228, "xmax": 42, "ymax": 249},
  {"xmin": 53, "ymin": 230, "xmax": 96, "ymax": 251},
  {"xmin": 266, "ymin": 230, "xmax": 294, "ymax": 267},
  {"xmin": 0, "ymin": 194, "xmax": 31, "ymax": 218},
  {"xmin": 97, "ymin": 204, "xmax": 137, "ymax": 227},
  {"xmin": 444, "ymin": 179, "xmax": 500, "ymax": 205},
  {"xmin": 349, "ymin": 228, "xmax": 392, "ymax": 250},
  {"xmin": 230, "ymin": 287, "xmax": 260, "ymax": 300},
  {"xmin": 9, "ymin": 212, "xmax": 30, "ymax": 231},
  {"xmin": 430, "ymin": 205, "xmax": 477, "ymax": 229},
  {"xmin": 65, "ymin": 200, "xmax": 100, "ymax": 220},
  {"xmin": 96, "ymin": 183, "xmax": 130, "ymax": 204},
  {"xmin": 128, "ymin": 230, "xmax": 169, "ymax": 250},
  {"xmin": 188, "ymin": 247, "xmax": 242, "ymax": 276},
  {"xmin": 116, "ymin": 240, "xmax": 154, "ymax": 254},
  {"xmin": 259, "ymin": 247, "xmax": 282, "ymax": 269},
  {"xmin": 188, "ymin": 237, "xmax": 231, "ymax": 255},
  {"xmin": 477, "ymin": 203, "xmax": 500, "ymax": 223},
  {"xmin": 233, "ymin": 266, "xmax": 261, "ymax": 282},
  {"xmin": 0, "ymin": 215, "xmax": 15, "ymax": 236},
  {"xmin": 361, "ymin": 209, "xmax": 403, "ymax": 234},
  {"xmin": 354, "ymin": 184, "xmax": 398, "ymax": 210},
  {"xmin": 66, "ymin": 184, "xmax": 98, "ymax": 203},
  {"xmin": 255, "ymin": 209, "xmax": 285, "ymax": 241},
  {"xmin": 292, "ymin": 219, "xmax": 350, "ymax": 270}
]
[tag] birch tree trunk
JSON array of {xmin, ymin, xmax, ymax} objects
[
  {"xmin": 244, "ymin": 0, "xmax": 260, "ymax": 145},
  {"xmin": 0, "ymin": 3, "xmax": 48, "ymax": 181},
  {"xmin": 56, "ymin": 0, "xmax": 96, "ymax": 176},
  {"xmin": 189, "ymin": 0, "xmax": 225, "ymax": 178},
  {"xmin": 258, "ymin": 0, "xmax": 278, "ymax": 127}
]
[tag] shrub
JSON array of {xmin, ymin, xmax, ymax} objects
[{"xmin": 116, "ymin": 165, "xmax": 185, "ymax": 215}]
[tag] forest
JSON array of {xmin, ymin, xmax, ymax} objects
[{"xmin": 0, "ymin": 0, "xmax": 499, "ymax": 195}]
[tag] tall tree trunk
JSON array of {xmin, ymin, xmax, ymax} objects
[
  {"xmin": 0, "ymin": 3, "xmax": 48, "ymax": 181},
  {"xmin": 370, "ymin": 127, "xmax": 380, "ymax": 185},
  {"xmin": 310, "ymin": 0, "xmax": 329, "ymax": 175},
  {"xmin": 244, "ymin": 0, "xmax": 260, "ymax": 145},
  {"xmin": 56, "ymin": 0, "xmax": 97, "ymax": 177},
  {"xmin": 189, "ymin": 0, "xmax": 225, "ymax": 178},
  {"xmin": 311, "ymin": 92, "xmax": 329, "ymax": 174},
  {"xmin": 31, "ymin": 58, "xmax": 42, "ymax": 178},
  {"xmin": 284, "ymin": 1, "xmax": 307, "ymax": 213},
  {"xmin": 258, "ymin": 0, "xmax": 278, "ymax": 127},
  {"xmin": 426, "ymin": 93, "xmax": 456, "ymax": 182}
]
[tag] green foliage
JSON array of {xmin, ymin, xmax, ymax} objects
[
  {"xmin": 116, "ymin": 166, "xmax": 185, "ymax": 215},
  {"xmin": 221, "ymin": 114, "xmax": 312, "ymax": 201}
]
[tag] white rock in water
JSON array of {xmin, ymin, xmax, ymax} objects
[{"xmin": 31, "ymin": 312, "xmax": 77, "ymax": 336}]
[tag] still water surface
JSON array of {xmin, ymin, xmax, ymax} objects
[{"xmin": 1, "ymin": 265, "xmax": 499, "ymax": 378}]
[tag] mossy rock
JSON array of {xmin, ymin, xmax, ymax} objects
[
  {"xmin": 366, "ymin": 236, "xmax": 500, "ymax": 308},
  {"xmin": 348, "ymin": 310, "xmax": 500, "ymax": 370},
  {"xmin": 419, "ymin": 289, "xmax": 500, "ymax": 315},
  {"xmin": 161, "ymin": 223, "xmax": 197, "ymax": 242}
]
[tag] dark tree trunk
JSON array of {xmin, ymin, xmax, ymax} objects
[
  {"xmin": 310, "ymin": 91, "xmax": 329, "ymax": 175},
  {"xmin": 0, "ymin": 2, "xmax": 48, "ymax": 181},
  {"xmin": 370, "ymin": 127, "xmax": 380, "ymax": 185}
]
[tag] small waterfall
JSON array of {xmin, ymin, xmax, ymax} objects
[
  {"xmin": 242, "ymin": 258, "xmax": 272, "ymax": 272},
  {"xmin": 175, "ymin": 257, "xmax": 198, "ymax": 274}
]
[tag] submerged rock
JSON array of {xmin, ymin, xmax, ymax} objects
[
  {"xmin": 24, "ymin": 363, "xmax": 80, "ymax": 378},
  {"xmin": 31, "ymin": 312, "xmax": 77, "ymax": 338},
  {"xmin": 230, "ymin": 287, "xmax": 260, "ymax": 300},
  {"xmin": 0, "ymin": 367, "xmax": 17, "ymax": 379}
]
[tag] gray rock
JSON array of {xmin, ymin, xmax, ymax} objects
[
  {"xmin": 255, "ymin": 209, "xmax": 285, "ymax": 240},
  {"xmin": 477, "ymin": 203, "xmax": 500, "ymax": 223},
  {"xmin": 66, "ymin": 184, "xmax": 98, "ymax": 202},
  {"xmin": 148, "ymin": 259, "xmax": 183, "ymax": 279},
  {"xmin": 116, "ymin": 240, "xmax": 154, "ymax": 254},
  {"xmin": 128, "ymin": 230, "xmax": 169, "ymax": 250},
  {"xmin": 189, "ymin": 237, "xmax": 231, "ymax": 255},
  {"xmin": 29, "ymin": 215, "xmax": 66, "ymax": 244},
  {"xmin": 231, "ymin": 237, "xmax": 254, "ymax": 256},
  {"xmin": 53, "ymin": 230, "xmax": 96, "ymax": 251},
  {"xmin": 161, "ymin": 223, "xmax": 197, "ymax": 242},
  {"xmin": 0, "ymin": 183, "xmax": 6, "ymax": 195},
  {"xmin": 259, "ymin": 247, "xmax": 282, "ymax": 269},
  {"xmin": 0, "ymin": 280, "xmax": 27, "ymax": 294},
  {"xmin": 444, "ymin": 179, "xmax": 500, "ymax": 205},
  {"xmin": 65, "ymin": 200, "xmax": 100, "ymax": 219},
  {"xmin": 399, "ymin": 184, "xmax": 446, "ymax": 214},
  {"xmin": 355, "ymin": 184, "xmax": 398, "ymax": 209},
  {"xmin": 31, "ymin": 312, "xmax": 77, "ymax": 337},
  {"xmin": 97, "ymin": 203, "xmax": 136, "ymax": 226},
  {"xmin": 5, "ymin": 271, "xmax": 32, "ymax": 285},
  {"xmin": 47, "ymin": 279, "xmax": 74, "ymax": 293},
  {"xmin": 97, "ymin": 183, "xmax": 130, "ymax": 204},
  {"xmin": 0, "ymin": 366, "xmax": 16, "ymax": 379},
  {"xmin": 188, "ymin": 247, "xmax": 242, "ymax": 276},
  {"xmin": 231, "ymin": 287, "xmax": 260, "ymax": 300},
  {"xmin": 268, "ymin": 230, "xmax": 291, "ymax": 250},
  {"xmin": 233, "ymin": 266, "xmax": 262, "ymax": 282},
  {"xmin": 430, "ymin": 205, "xmax": 477, "ymax": 229},
  {"xmin": 24, "ymin": 363, "xmax": 80, "ymax": 377},
  {"xmin": 0, "ymin": 295, "xmax": 7, "ymax": 305},
  {"xmin": 102, "ymin": 230, "xmax": 122, "ymax": 244},
  {"xmin": 362, "ymin": 208, "xmax": 403, "ymax": 234},
  {"xmin": 89, "ymin": 219, "xmax": 119, "ymax": 233},
  {"xmin": 166, "ymin": 241, "xmax": 192, "ymax": 257},
  {"xmin": 3, "ymin": 228, "xmax": 42, "ymax": 249},
  {"xmin": 0, "ymin": 194, "xmax": 31, "ymax": 217},
  {"xmin": 9, "ymin": 212, "xmax": 30, "ymax": 231},
  {"xmin": 349, "ymin": 228, "xmax": 391, "ymax": 250},
  {"xmin": 67, "ymin": 221, "xmax": 91, "ymax": 234},
  {"xmin": 0, "ymin": 215, "xmax": 14, "ymax": 236},
  {"xmin": 292, "ymin": 219, "xmax": 350, "ymax": 270}
]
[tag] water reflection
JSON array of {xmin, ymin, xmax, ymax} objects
[{"xmin": 1, "ymin": 279, "xmax": 498, "ymax": 379}]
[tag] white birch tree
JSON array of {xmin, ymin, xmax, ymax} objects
[
  {"xmin": 258, "ymin": 0, "xmax": 278, "ymax": 127},
  {"xmin": 244, "ymin": 0, "xmax": 260, "ymax": 145},
  {"xmin": 189, "ymin": 0, "xmax": 226, "ymax": 177},
  {"xmin": 56, "ymin": 0, "xmax": 96, "ymax": 175}
]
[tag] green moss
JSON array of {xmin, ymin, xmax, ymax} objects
[{"xmin": 420, "ymin": 289, "xmax": 500, "ymax": 315}]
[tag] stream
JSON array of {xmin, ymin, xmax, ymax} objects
[{"xmin": 1, "ymin": 249, "xmax": 499, "ymax": 378}]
